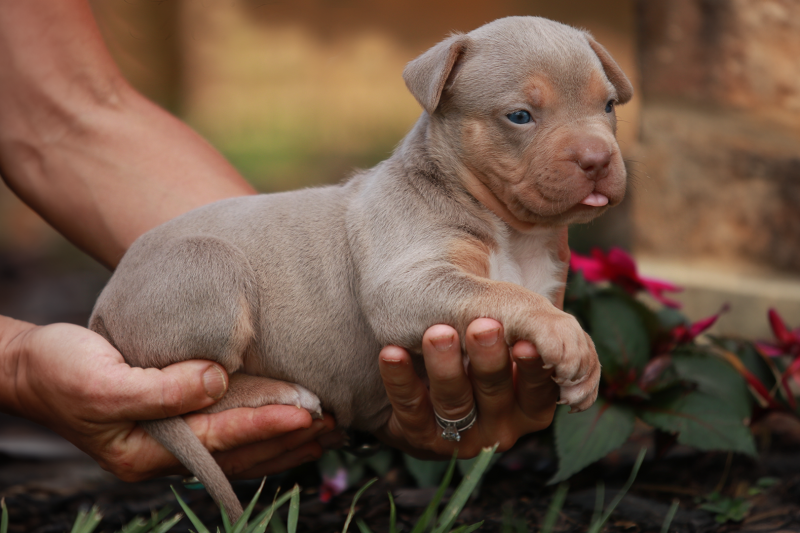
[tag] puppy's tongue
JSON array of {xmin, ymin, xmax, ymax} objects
[{"xmin": 580, "ymin": 193, "xmax": 609, "ymax": 207}]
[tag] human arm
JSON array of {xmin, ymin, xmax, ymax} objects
[
  {"xmin": 0, "ymin": 0, "xmax": 255, "ymax": 270},
  {"xmin": 0, "ymin": 0, "xmax": 330, "ymax": 479}
]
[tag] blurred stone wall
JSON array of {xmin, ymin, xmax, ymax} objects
[{"xmin": 633, "ymin": 0, "xmax": 800, "ymax": 336}]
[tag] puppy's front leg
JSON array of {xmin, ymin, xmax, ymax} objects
[{"xmin": 364, "ymin": 265, "xmax": 599, "ymax": 412}]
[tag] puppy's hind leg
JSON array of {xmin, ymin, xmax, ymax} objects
[
  {"xmin": 199, "ymin": 373, "xmax": 323, "ymax": 419},
  {"xmin": 90, "ymin": 235, "xmax": 265, "ymax": 522}
]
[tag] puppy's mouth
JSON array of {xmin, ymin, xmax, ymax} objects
[{"xmin": 579, "ymin": 192, "xmax": 609, "ymax": 207}]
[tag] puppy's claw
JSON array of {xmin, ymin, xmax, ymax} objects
[{"xmin": 542, "ymin": 363, "xmax": 554, "ymax": 370}]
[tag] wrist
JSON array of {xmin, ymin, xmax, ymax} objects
[{"xmin": 0, "ymin": 316, "xmax": 37, "ymax": 416}]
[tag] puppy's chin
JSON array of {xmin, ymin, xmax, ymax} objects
[{"xmin": 513, "ymin": 203, "xmax": 613, "ymax": 227}]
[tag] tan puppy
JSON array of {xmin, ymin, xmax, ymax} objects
[{"xmin": 90, "ymin": 16, "xmax": 631, "ymax": 520}]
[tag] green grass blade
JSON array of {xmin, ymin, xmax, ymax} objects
[
  {"xmin": 450, "ymin": 522, "xmax": 484, "ymax": 533},
  {"xmin": 587, "ymin": 448, "xmax": 647, "ymax": 533},
  {"xmin": 1, "ymin": 498, "xmax": 8, "ymax": 533},
  {"xmin": 540, "ymin": 483, "xmax": 568, "ymax": 533},
  {"xmin": 356, "ymin": 518, "xmax": 374, "ymax": 533},
  {"xmin": 72, "ymin": 506, "xmax": 103, "ymax": 533},
  {"xmin": 342, "ymin": 478, "xmax": 378, "ymax": 533},
  {"xmin": 151, "ymin": 514, "xmax": 185, "ymax": 533},
  {"xmin": 245, "ymin": 489, "xmax": 294, "ymax": 532},
  {"xmin": 388, "ymin": 492, "xmax": 397, "ymax": 533},
  {"xmin": 231, "ymin": 478, "xmax": 267, "ymax": 533},
  {"xmin": 286, "ymin": 485, "xmax": 300, "ymax": 533},
  {"xmin": 270, "ymin": 513, "xmax": 287, "ymax": 533},
  {"xmin": 171, "ymin": 486, "xmax": 211, "ymax": 533},
  {"xmin": 660, "ymin": 499, "xmax": 680, "ymax": 533},
  {"xmin": 220, "ymin": 504, "xmax": 232, "ymax": 532},
  {"xmin": 591, "ymin": 482, "xmax": 604, "ymax": 526},
  {"xmin": 119, "ymin": 517, "xmax": 147, "ymax": 533},
  {"xmin": 433, "ymin": 444, "xmax": 498, "ymax": 533},
  {"xmin": 410, "ymin": 450, "xmax": 460, "ymax": 533}
]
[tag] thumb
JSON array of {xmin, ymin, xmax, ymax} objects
[{"xmin": 111, "ymin": 360, "xmax": 229, "ymax": 421}]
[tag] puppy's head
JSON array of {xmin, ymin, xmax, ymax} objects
[{"xmin": 404, "ymin": 17, "xmax": 633, "ymax": 227}]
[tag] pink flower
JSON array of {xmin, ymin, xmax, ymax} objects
[
  {"xmin": 756, "ymin": 309, "xmax": 800, "ymax": 408},
  {"xmin": 319, "ymin": 467, "xmax": 348, "ymax": 503},
  {"xmin": 570, "ymin": 247, "xmax": 683, "ymax": 308},
  {"xmin": 671, "ymin": 305, "xmax": 729, "ymax": 345},
  {"xmin": 756, "ymin": 308, "xmax": 800, "ymax": 358}
]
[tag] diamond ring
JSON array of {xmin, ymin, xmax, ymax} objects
[{"xmin": 434, "ymin": 405, "xmax": 477, "ymax": 442}]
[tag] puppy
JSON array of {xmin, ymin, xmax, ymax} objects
[{"xmin": 90, "ymin": 16, "xmax": 631, "ymax": 520}]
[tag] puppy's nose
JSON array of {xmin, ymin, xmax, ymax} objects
[{"xmin": 575, "ymin": 144, "xmax": 612, "ymax": 181}]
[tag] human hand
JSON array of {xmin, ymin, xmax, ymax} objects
[
  {"xmin": 1, "ymin": 320, "xmax": 334, "ymax": 481},
  {"xmin": 375, "ymin": 228, "xmax": 570, "ymax": 458}
]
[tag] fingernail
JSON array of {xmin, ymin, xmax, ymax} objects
[
  {"xmin": 202, "ymin": 366, "xmax": 227, "ymax": 400},
  {"xmin": 475, "ymin": 327, "xmax": 500, "ymax": 347},
  {"xmin": 430, "ymin": 333, "xmax": 454, "ymax": 352}
]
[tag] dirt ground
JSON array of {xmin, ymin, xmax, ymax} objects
[{"xmin": 2, "ymin": 411, "xmax": 800, "ymax": 533}]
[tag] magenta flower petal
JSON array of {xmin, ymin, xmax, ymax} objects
[
  {"xmin": 319, "ymin": 467, "xmax": 348, "ymax": 502},
  {"xmin": 755, "ymin": 341, "xmax": 787, "ymax": 357},
  {"xmin": 570, "ymin": 252, "xmax": 607, "ymax": 282},
  {"xmin": 768, "ymin": 308, "xmax": 795, "ymax": 345}
]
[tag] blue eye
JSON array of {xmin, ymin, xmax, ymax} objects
[
  {"xmin": 507, "ymin": 110, "xmax": 531, "ymax": 124},
  {"xmin": 605, "ymin": 100, "xmax": 615, "ymax": 113}
]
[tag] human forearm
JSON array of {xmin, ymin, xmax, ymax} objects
[{"xmin": 0, "ymin": 0, "xmax": 255, "ymax": 268}]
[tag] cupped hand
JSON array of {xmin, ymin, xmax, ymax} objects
[
  {"xmin": 375, "ymin": 227, "xmax": 570, "ymax": 459},
  {"xmin": 3, "ymin": 321, "xmax": 335, "ymax": 481},
  {"xmin": 376, "ymin": 319, "xmax": 558, "ymax": 459}
]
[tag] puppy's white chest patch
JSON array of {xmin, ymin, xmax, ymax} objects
[{"xmin": 488, "ymin": 227, "xmax": 563, "ymax": 302}]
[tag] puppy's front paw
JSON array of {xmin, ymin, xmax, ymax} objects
[{"xmin": 528, "ymin": 312, "xmax": 600, "ymax": 412}]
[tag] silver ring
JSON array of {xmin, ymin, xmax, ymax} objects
[{"xmin": 434, "ymin": 405, "xmax": 477, "ymax": 442}]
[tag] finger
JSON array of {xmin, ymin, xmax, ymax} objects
[
  {"xmin": 378, "ymin": 345, "xmax": 437, "ymax": 444},
  {"xmin": 94, "ymin": 406, "xmax": 325, "ymax": 481},
  {"xmin": 422, "ymin": 324, "xmax": 474, "ymax": 421},
  {"xmin": 185, "ymin": 404, "xmax": 319, "ymax": 453},
  {"xmin": 214, "ymin": 416, "xmax": 335, "ymax": 478},
  {"xmin": 105, "ymin": 360, "xmax": 230, "ymax": 421},
  {"xmin": 465, "ymin": 319, "xmax": 515, "ymax": 422},
  {"xmin": 511, "ymin": 341, "xmax": 558, "ymax": 425}
]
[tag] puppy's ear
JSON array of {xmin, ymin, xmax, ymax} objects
[
  {"xmin": 403, "ymin": 33, "xmax": 469, "ymax": 115},
  {"xmin": 584, "ymin": 34, "xmax": 633, "ymax": 105}
]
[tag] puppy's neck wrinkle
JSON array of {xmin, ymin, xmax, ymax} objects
[{"xmin": 392, "ymin": 116, "xmax": 496, "ymax": 243}]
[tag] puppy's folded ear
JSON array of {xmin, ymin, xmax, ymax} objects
[
  {"xmin": 584, "ymin": 34, "xmax": 634, "ymax": 105},
  {"xmin": 403, "ymin": 33, "xmax": 470, "ymax": 115}
]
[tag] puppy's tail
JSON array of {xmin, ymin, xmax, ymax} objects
[{"xmin": 141, "ymin": 417, "xmax": 244, "ymax": 522}]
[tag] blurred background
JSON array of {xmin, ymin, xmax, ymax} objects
[{"xmin": 1, "ymin": 0, "xmax": 799, "ymax": 339}]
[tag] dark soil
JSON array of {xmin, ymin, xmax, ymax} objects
[{"xmin": 2, "ymin": 413, "xmax": 800, "ymax": 533}]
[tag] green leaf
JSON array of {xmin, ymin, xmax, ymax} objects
[
  {"xmin": 449, "ymin": 523, "xmax": 484, "ymax": 533},
  {"xmin": 638, "ymin": 390, "xmax": 756, "ymax": 456},
  {"xmin": 550, "ymin": 400, "xmax": 636, "ymax": 483},
  {"xmin": 403, "ymin": 454, "xmax": 450, "ymax": 488},
  {"xmin": 365, "ymin": 450, "xmax": 394, "ymax": 477},
  {"xmin": 672, "ymin": 353, "xmax": 752, "ymax": 419},
  {"xmin": 231, "ymin": 479, "xmax": 266, "ymax": 533},
  {"xmin": 170, "ymin": 486, "xmax": 211, "ymax": 533},
  {"xmin": 657, "ymin": 307, "xmax": 688, "ymax": 330},
  {"xmin": 433, "ymin": 444, "xmax": 499, "ymax": 533},
  {"xmin": 589, "ymin": 293, "xmax": 651, "ymax": 376}
]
